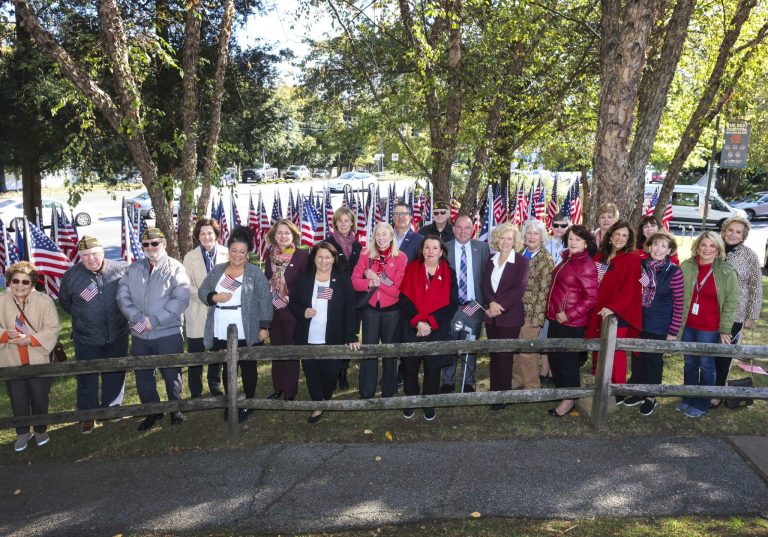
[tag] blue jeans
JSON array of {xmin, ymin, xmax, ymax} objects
[{"xmin": 682, "ymin": 327, "xmax": 719, "ymax": 412}]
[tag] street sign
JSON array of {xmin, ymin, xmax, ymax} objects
[
  {"xmin": 720, "ymin": 121, "xmax": 750, "ymax": 169},
  {"xmin": 391, "ymin": 153, "xmax": 399, "ymax": 162}
]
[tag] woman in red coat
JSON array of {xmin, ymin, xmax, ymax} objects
[{"xmin": 586, "ymin": 220, "xmax": 643, "ymax": 393}]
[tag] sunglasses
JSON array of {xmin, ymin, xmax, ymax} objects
[
  {"xmin": 552, "ymin": 223, "xmax": 569, "ymax": 229},
  {"xmin": 11, "ymin": 278, "xmax": 31, "ymax": 285},
  {"xmin": 142, "ymin": 241, "xmax": 162, "ymax": 248},
  {"xmin": 433, "ymin": 210, "xmax": 448, "ymax": 215}
]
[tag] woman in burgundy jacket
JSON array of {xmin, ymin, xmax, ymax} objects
[
  {"xmin": 546, "ymin": 225, "xmax": 598, "ymax": 417},
  {"xmin": 482, "ymin": 223, "xmax": 529, "ymax": 409}
]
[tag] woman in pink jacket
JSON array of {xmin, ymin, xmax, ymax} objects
[{"xmin": 352, "ymin": 223, "xmax": 407, "ymax": 398}]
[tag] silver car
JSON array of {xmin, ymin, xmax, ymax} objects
[
  {"xmin": 734, "ymin": 192, "xmax": 768, "ymax": 220},
  {"xmin": 124, "ymin": 192, "xmax": 180, "ymax": 219}
]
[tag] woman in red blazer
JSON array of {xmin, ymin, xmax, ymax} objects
[
  {"xmin": 482, "ymin": 223, "xmax": 529, "ymax": 409},
  {"xmin": 264, "ymin": 219, "xmax": 309, "ymax": 401},
  {"xmin": 546, "ymin": 225, "xmax": 599, "ymax": 416},
  {"xmin": 586, "ymin": 220, "xmax": 643, "ymax": 394}
]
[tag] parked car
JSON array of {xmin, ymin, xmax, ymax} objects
[
  {"xmin": 124, "ymin": 191, "xmax": 179, "ymax": 220},
  {"xmin": 242, "ymin": 163, "xmax": 278, "ymax": 183},
  {"xmin": 312, "ymin": 168, "xmax": 330, "ymax": 179},
  {"xmin": 327, "ymin": 171, "xmax": 374, "ymax": 193},
  {"xmin": 0, "ymin": 198, "xmax": 91, "ymax": 230},
  {"xmin": 733, "ymin": 191, "xmax": 768, "ymax": 221},
  {"xmin": 284, "ymin": 165, "xmax": 311, "ymax": 181},
  {"xmin": 650, "ymin": 171, "xmax": 666, "ymax": 183},
  {"xmin": 644, "ymin": 184, "xmax": 746, "ymax": 229}
]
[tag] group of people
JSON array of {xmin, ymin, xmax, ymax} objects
[{"xmin": 1, "ymin": 197, "xmax": 762, "ymax": 452}]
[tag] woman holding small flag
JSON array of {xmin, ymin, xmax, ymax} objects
[
  {"xmin": 351, "ymin": 222, "xmax": 407, "ymax": 399},
  {"xmin": 199, "ymin": 226, "xmax": 272, "ymax": 423},
  {"xmin": 290, "ymin": 242, "xmax": 360, "ymax": 423},
  {"xmin": 0, "ymin": 261, "xmax": 60, "ymax": 452},
  {"xmin": 264, "ymin": 219, "xmax": 309, "ymax": 401}
]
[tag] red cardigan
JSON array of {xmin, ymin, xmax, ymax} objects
[{"xmin": 586, "ymin": 250, "xmax": 643, "ymax": 339}]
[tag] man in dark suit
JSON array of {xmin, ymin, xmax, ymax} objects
[
  {"xmin": 418, "ymin": 200, "xmax": 454, "ymax": 243},
  {"xmin": 440, "ymin": 215, "xmax": 490, "ymax": 393},
  {"xmin": 393, "ymin": 202, "xmax": 424, "ymax": 262}
]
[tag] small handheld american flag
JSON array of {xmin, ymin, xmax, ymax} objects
[
  {"xmin": 595, "ymin": 261, "xmax": 608, "ymax": 284},
  {"xmin": 80, "ymin": 281, "xmax": 98, "ymax": 302},
  {"xmin": 132, "ymin": 318, "xmax": 149, "ymax": 334},
  {"xmin": 379, "ymin": 271, "xmax": 394, "ymax": 287},
  {"xmin": 15, "ymin": 316, "xmax": 27, "ymax": 335},
  {"xmin": 220, "ymin": 274, "xmax": 242, "ymax": 292},
  {"xmin": 639, "ymin": 271, "xmax": 650, "ymax": 287},
  {"xmin": 272, "ymin": 292, "xmax": 288, "ymax": 309},
  {"xmin": 461, "ymin": 301, "xmax": 483, "ymax": 316},
  {"xmin": 316, "ymin": 286, "xmax": 333, "ymax": 300}
]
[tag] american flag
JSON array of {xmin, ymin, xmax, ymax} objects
[
  {"xmin": 271, "ymin": 192, "xmax": 282, "ymax": 225},
  {"xmin": 324, "ymin": 189, "xmax": 334, "ymax": 239},
  {"xmin": 569, "ymin": 180, "xmax": 582, "ymax": 225},
  {"xmin": 595, "ymin": 261, "xmax": 608, "ymax": 284},
  {"xmin": 373, "ymin": 185, "xmax": 382, "ymax": 224},
  {"xmin": 450, "ymin": 191, "xmax": 460, "ymax": 223},
  {"xmin": 316, "ymin": 286, "xmax": 333, "ymax": 300},
  {"xmin": 379, "ymin": 271, "xmax": 394, "ymax": 287},
  {"xmin": 291, "ymin": 192, "xmax": 302, "ymax": 227},
  {"xmin": 231, "ymin": 196, "xmax": 242, "ymax": 227},
  {"xmin": 478, "ymin": 189, "xmax": 492, "ymax": 242},
  {"xmin": 461, "ymin": 300, "xmax": 483, "ymax": 316},
  {"xmin": 217, "ymin": 197, "xmax": 229, "ymax": 245},
  {"xmin": 386, "ymin": 184, "xmax": 396, "ymax": 226},
  {"xmin": 80, "ymin": 281, "xmax": 99, "ymax": 302},
  {"xmin": 560, "ymin": 185, "xmax": 572, "ymax": 220},
  {"xmin": 28, "ymin": 220, "xmax": 72, "ymax": 298},
  {"xmin": 546, "ymin": 176, "xmax": 558, "ymax": 232},
  {"xmin": 342, "ymin": 188, "xmax": 351, "ymax": 209},
  {"xmin": 121, "ymin": 207, "xmax": 145, "ymax": 263},
  {"xmin": 662, "ymin": 201, "xmax": 673, "ymax": 231},
  {"xmin": 220, "ymin": 274, "xmax": 242, "ymax": 292},
  {"xmin": 356, "ymin": 193, "xmax": 368, "ymax": 248},
  {"xmin": 512, "ymin": 184, "xmax": 527, "ymax": 226},
  {"xmin": 132, "ymin": 318, "xmax": 149, "ymax": 334},
  {"xmin": 247, "ymin": 192, "xmax": 259, "ymax": 233},
  {"xmin": 423, "ymin": 185, "xmax": 432, "ymax": 225},
  {"xmin": 53, "ymin": 209, "xmax": 80, "ymax": 263},
  {"xmin": 534, "ymin": 180, "xmax": 546, "ymax": 222},
  {"xmin": 287, "ymin": 189, "xmax": 296, "ymax": 223},
  {"xmin": 0, "ymin": 220, "xmax": 20, "ymax": 275},
  {"xmin": 493, "ymin": 183, "xmax": 505, "ymax": 225},
  {"xmin": 300, "ymin": 197, "xmax": 324, "ymax": 247},
  {"xmin": 272, "ymin": 291, "xmax": 288, "ymax": 309},
  {"xmin": 645, "ymin": 188, "xmax": 659, "ymax": 216},
  {"xmin": 258, "ymin": 193, "xmax": 272, "ymax": 260},
  {"xmin": 15, "ymin": 315, "xmax": 27, "ymax": 335}
]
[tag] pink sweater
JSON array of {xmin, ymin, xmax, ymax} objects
[{"xmin": 351, "ymin": 250, "xmax": 407, "ymax": 308}]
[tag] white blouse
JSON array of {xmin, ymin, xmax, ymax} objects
[
  {"xmin": 490, "ymin": 250, "xmax": 516, "ymax": 293},
  {"xmin": 308, "ymin": 278, "xmax": 331, "ymax": 344},
  {"xmin": 213, "ymin": 273, "xmax": 244, "ymax": 340}
]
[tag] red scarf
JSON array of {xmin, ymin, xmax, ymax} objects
[{"xmin": 400, "ymin": 259, "xmax": 451, "ymax": 328}]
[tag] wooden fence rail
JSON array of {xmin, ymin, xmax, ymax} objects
[{"xmin": 1, "ymin": 319, "xmax": 767, "ymax": 432}]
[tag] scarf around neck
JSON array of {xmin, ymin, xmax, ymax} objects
[
  {"xmin": 400, "ymin": 259, "xmax": 451, "ymax": 319},
  {"xmin": 333, "ymin": 230, "xmax": 356, "ymax": 258}
]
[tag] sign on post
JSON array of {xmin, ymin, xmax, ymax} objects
[
  {"xmin": 391, "ymin": 153, "xmax": 399, "ymax": 162},
  {"xmin": 720, "ymin": 121, "xmax": 750, "ymax": 169}
]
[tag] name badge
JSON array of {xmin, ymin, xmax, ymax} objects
[{"xmin": 691, "ymin": 303, "xmax": 699, "ymax": 316}]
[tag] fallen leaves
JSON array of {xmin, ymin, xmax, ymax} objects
[
  {"xmin": 384, "ymin": 431, "xmax": 393, "ymax": 441},
  {"xmin": 13, "ymin": 489, "xmax": 21, "ymax": 495},
  {"xmin": 470, "ymin": 511, "xmax": 481, "ymax": 518}
]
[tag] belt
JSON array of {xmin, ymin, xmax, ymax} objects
[{"xmin": 215, "ymin": 305, "xmax": 241, "ymax": 310}]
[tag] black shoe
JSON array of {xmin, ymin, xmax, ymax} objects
[
  {"xmin": 439, "ymin": 384, "xmax": 454, "ymax": 394},
  {"xmin": 639, "ymin": 399, "xmax": 658, "ymax": 416},
  {"xmin": 210, "ymin": 388, "xmax": 224, "ymax": 397},
  {"xmin": 463, "ymin": 384, "xmax": 475, "ymax": 393},
  {"xmin": 238, "ymin": 408, "xmax": 252, "ymax": 423},
  {"xmin": 423, "ymin": 407, "xmax": 436, "ymax": 421},
  {"xmin": 402, "ymin": 408, "xmax": 415, "ymax": 419},
  {"xmin": 190, "ymin": 393, "xmax": 202, "ymax": 399},
  {"xmin": 621, "ymin": 396, "xmax": 643, "ymax": 407},
  {"xmin": 138, "ymin": 414, "xmax": 162, "ymax": 432},
  {"xmin": 490, "ymin": 403, "xmax": 506, "ymax": 411},
  {"xmin": 267, "ymin": 391, "xmax": 283, "ymax": 400},
  {"xmin": 308, "ymin": 411, "xmax": 323, "ymax": 424},
  {"xmin": 338, "ymin": 369, "xmax": 349, "ymax": 390},
  {"xmin": 170, "ymin": 411, "xmax": 184, "ymax": 425},
  {"xmin": 548, "ymin": 404, "xmax": 575, "ymax": 417}
]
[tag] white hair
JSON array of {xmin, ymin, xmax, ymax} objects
[{"xmin": 522, "ymin": 219, "xmax": 548, "ymax": 240}]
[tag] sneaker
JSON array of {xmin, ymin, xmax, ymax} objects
[
  {"xmin": 402, "ymin": 408, "xmax": 415, "ymax": 419},
  {"xmin": 463, "ymin": 384, "xmax": 476, "ymax": 393},
  {"xmin": 138, "ymin": 414, "xmax": 162, "ymax": 432},
  {"xmin": 639, "ymin": 399, "xmax": 658, "ymax": 416},
  {"xmin": 14, "ymin": 433, "xmax": 32, "ymax": 452},
  {"xmin": 683, "ymin": 406, "xmax": 706, "ymax": 418},
  {"xmin": 674, "ymin": 401, "xmax": 690, "ymax": 413},
  {"xmin": 237, "ymin": 408, "xmax": 251, "ymax": 423},
  {"xmin": 439, "ymin": 384, "xmax": 454, "ymax": 394},
  {"xmin": 34, "ymin": 432, "xmax": 50, "ymax": 447},
  {"xmin": 423, "ymin": 408, "xmax": 436, "ymax": 421},
  {"xmin": 170, "ymin": 412, "xmax": 185, "ymax": 425},
  {"xmin": 621, "ymin": 396, "xmax": 643, "ymax": 407},
  {"xmin": 80, "ymin": 420, "xmax": 96, "ymax": 434}
]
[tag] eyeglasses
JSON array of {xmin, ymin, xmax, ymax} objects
[
  {"xmin": 11, "ymin": 278, "xmax": 31, "ymax": 285},
  {"xmin": 433, "ymin": 210, "xmax": 448, "ymax": 215},
  {"xmin": 552, "ymin": 223, "xmax": 569, "ymax": 229},
  {"xmin": 142, "ymin": 241, "xmax": 162, "ymax": 248},
  {"xmin": 393, "ymin": 212, "xmax": 410, "ymax": 217}
]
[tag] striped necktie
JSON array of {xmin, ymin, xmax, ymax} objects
[{"xmin": 459, "ymin": 245, "xmax": 468, "ymax": 303}]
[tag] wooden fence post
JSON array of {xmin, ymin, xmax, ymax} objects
[
  {"xmin": 591, "ymin": 314, "xmax": 618, "ymax": 430},
  {"xmin": 226, "ymin": 324, "xmax": 239, "ymax": 438}
]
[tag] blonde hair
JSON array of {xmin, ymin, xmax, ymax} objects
[
  {"xmin": 6, "ymin": 261, "xmax": 38, "ymax": 284},
  {"xmin": 366, "ymin": 222, "xmax": 400, "ymax": 259},
  {"xmin": 721, "ymin": 215, "xmax": 751, "ymax": 241},
  {"xmin": 490, "ymin": 223, "xmax": 523, "ymax": 252},
  {"xmin": 596, "ymin": 202, "xmax": 620, "ymax": 219},
  {"xmin": 644, "ymin": 231, "xmax": 678, "ymax": 256},
  {"xmin": 691, "ymin": 231, "xmax": 726, "ymax": 261}
]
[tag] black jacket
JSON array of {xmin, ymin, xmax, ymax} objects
[
  {"xmin": 325, "ymin": 235, "xmax": 362, "ymax": 274},
  {"xmin": 289, "ymin": 269, "xmax": 358, "ymax": 346},
  {"xmin": 59, "ymin": 259, "xmax": 130, "ymax": 346}
]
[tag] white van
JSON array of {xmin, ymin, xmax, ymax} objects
[{"xmin": 644, "ymin": 183, "xmax": 746, "ymax": 230}]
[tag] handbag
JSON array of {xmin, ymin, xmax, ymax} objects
[
  {"xmin": 725, "ymin": 375, "xmax": 753, "ymax": 409},
  {"xmin": 13, "ymin": 300, "xmax": 67, "ymax": 363}
]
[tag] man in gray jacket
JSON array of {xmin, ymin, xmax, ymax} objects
[
  {"xmin": 59, "ymin": 236, "xmax": 129, "ymax": 435},
  {"xmin": 117, "ymin": 228, "xmax": 190, "ymax": 432}
]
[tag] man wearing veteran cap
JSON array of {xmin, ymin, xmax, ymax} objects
[
  {"xmin": 60, "ymin": 236, "xmax": 129, "ymax": 435},
  {"xmin": 418, "ymin": 200, "xmax": 454, "ymax": 243},
  {"xmin": 117, "ymin": 228, "xmax": 191, "ymax": 432}
]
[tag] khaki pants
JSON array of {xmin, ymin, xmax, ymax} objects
[{"xmin": 512, "ymin": 320, "xmax": 542, "ymax": 389}]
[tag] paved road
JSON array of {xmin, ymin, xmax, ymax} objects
[{"xmin": 1, "ymin": 437, "xmax": 766, "ymax": 536}]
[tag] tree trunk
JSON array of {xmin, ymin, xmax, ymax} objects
[
  {"xmin": 653, "ymin": 0, "xmax": 763, "ymax": 221},
  {"xmin": 625, "ymin": 0, "xmax": 697, "ymax": 227},
  {"xmin": 0, "ymin": 163, "xmax": 6, "ymax": 193},
  {"xmin": 20, "ymin": 159, "xmax": 41, "ymax": 224},
  {"xmin": 591, "ymin": 0, "xmax": 656, "ymax": 227}
]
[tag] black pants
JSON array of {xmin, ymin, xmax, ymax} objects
[
  {"xmin": 75, "ymin": 334, "xmax": 128, "ymax": 410},
  {"xmin": 214, "ymin": 338, "xmax": 258, "ymax": 399},
  {"xmin": 187, "ymin": 337, "xmax": 222, "ymax": 396},
  {"xmin": 403, "ymin": 356, "xmax": 444, "ymax": 399},
  {"xmin": 629, "ymin": 331, "xmax": 666, "ymax": 388},
  {"xmin": 546, "ymin": 321, "xmax": 586, "ymax": 389},
  {"xmin": 303, "ymin": 354, "xmax": 344, "ymax": 401},
  {"xmin": 132, "ymin": 334, "xmax": 184, "ymax": 404},
  {"xmin": 358, "ymin": 307, "xmax": 400, "ymax": 398},
  {"xmin": 7, "ymin": 377, "xmax": 52, "ymax": 435},
  {"xmin": 715, "ymin": 322, "xmax": 743, "ymax": 387}
]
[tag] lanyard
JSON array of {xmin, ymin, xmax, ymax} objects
[{"xmin": 693, "ymin": 267, "xmax": 714, "ymax": 304}]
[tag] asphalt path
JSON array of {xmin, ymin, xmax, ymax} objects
[{"xmin": 0, "ymin": 436, "xmax": 766, "ymax": 536}]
